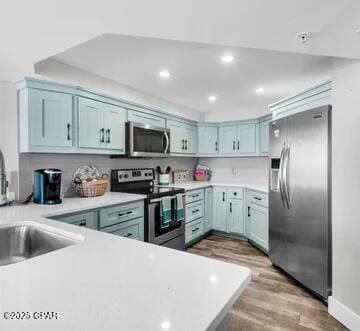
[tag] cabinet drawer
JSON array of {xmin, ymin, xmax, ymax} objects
[
  {"xmin": 52, "ymin": 211, "xmax": 98, "ymax": 230},
  {"xmin": 247, "ymin": 190, "xmax": 268, "ymax": 208},
  {"xmin": 185, "ymin": 189, "xmax": 204, "ymax": 204},
  {"xmin": 227, "ymin": 188, "xmax": 244, "ymax": 200},
  {"xmin": 185, "ymin": 200, "xmax": 204, "ymax": 224},
  {"xmin": 185, "ymin": 218, "xmax": 204, "ymax": 244},
  {"xmin": 101, "ymin": 217, "xmax": 144, "ymax": 241},
  {"xmin": 99, "ymin": 201, "xmax": 144, "ymax": 228}
]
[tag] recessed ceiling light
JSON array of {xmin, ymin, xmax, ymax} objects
[
  {"xmin": 208, "ymin": 95, "xmax": 217, "ymax": 102},
  {"xmin": 158, "ymin": 70, "xmax": 171, "ymax": 79},
  {"xmin": 256, "ymin": 87, "xmax": 264, "ymax": 95},
  {"xmin": 221, "ymin": 54, "xmax": 234, "ymax": 63},
  {"xmin": 356, "ymin": 28, "xmax": 360, "ymax": 34}
]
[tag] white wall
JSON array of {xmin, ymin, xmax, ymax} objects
[
  {"xmin": 198, "ymin": 157, "xmax": 268, "ymax": 183},
  {"xmin": 34, "ymin": 59, "xmax": 202, "ymax": 122},
  {"xmin": 329, "ymin": 58, "xmax": 360, "ymax": 329},
  {"xmin": 0, "ymin": 82, "xmax": 19, "ymax": 196}
]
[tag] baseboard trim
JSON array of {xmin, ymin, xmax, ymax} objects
[{"xmin": 329, "ymin": 296, "xmax": 360, "ymax": 330}]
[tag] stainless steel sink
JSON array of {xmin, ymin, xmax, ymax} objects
[{"xmin": 0, "ymin": 224, "xmax": 82, "ymax": 266}]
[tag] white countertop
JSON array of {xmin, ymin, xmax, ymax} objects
[
  {"xmin": 166, "ymin": 180, "xmax": 268, "ymax": 193},
  {"xmin": 0, "ymin": 192, "xmax": 251, "ymax": 331}
]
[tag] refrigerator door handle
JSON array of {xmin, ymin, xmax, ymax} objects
[
  {"xmin": 279, "ymin": 144, "xmax": 286, "ymax": 208},
  {"xmin": 283, "ymin": 144, "xmax": 291, "ymax": 209}
]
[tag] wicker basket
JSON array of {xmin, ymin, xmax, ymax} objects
[
  {"xmin": 74, "ymin": 178, "xmax": 109, "ymax": 198},
  {"xmin": 194, "ymin": 174, "xmax": 210, "ymax": 181}
]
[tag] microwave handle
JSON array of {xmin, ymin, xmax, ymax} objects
[{"xmin": 163, "ymin": 131, "xmax": 170, "ymax": 154}]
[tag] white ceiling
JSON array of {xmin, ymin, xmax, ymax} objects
[
  {"xmin": 0, "ymin": 0, "xmax": 359, "ymax": 82},
  {"xmin": 52, "ymin": 34, "xmax": 331, "ymax": 115}
]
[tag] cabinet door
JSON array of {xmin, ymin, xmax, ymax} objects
[
  {"xmin": 167, "ymin": 120, "xmax": 184, "ymax": 153},
  {"xmin": 78, "ymin": 97, "xmax": 103, "ymax": 149},
  {"xmin": 219, "ymin": 125, "xmax": 237, "ymax": 154},
  {"xmin": 228, "ymin": 199, "xmax": 244, "ymax": 235},
  {"xmin": 259, "ymin": 119, "xmax": 270, "ymax": 154},
  {"xmin": 237, "ymin": 124, "xmax": 256, "ymax": 154},
  {"xmin": 128, "ymin": 110, "xmax": 166, "ymax": 127},
  {"xmin": 204, "ymin": 187, "xmax": 213, "ymax": 232},
  {"xmin": 29, "ymin": 89, "xmax": 73, "ymax": 148},
  {"xmin": 103, "ymin": 104, "xmax": 126, "ymax": 152},
  {"xmin": 198, "ymin": 126, "xmax": 218, "ymax": 154},
  {"xmin": 212, "ymin": 188, "xmax": 227, "ymax": 231},
  {"xmin": 101, "ymin": 217, "xmax": 144, "ymax": 241},
  {"xmin": 183, "ymin": 124, "xmax": 197, "ymax": 154},
  {"xmin": 248, "ymin": 204, "xmax": 269, "ymax": 251},
  {"xmin": 52, "ymin": 211, "xmax": 98, "ymax": 230}
]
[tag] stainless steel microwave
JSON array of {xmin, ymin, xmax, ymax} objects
[{"xmin": 126, "ymin": 122, "xmax": 170, "ymax": 157}]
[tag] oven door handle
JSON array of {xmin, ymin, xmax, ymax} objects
[{"xmin": 150, "ymin": 194, "xmax": 185, "ymax": 204}]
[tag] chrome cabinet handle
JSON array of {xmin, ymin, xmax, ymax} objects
[{"xmin": 67, "ymin": 123, "xmax": 71, "ymax": 141}]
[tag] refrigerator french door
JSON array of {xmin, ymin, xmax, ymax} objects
[{"xmin": 269, "ymin": 105, "xmax": 331, "ymax": 300}]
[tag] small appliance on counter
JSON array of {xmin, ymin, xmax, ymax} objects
[
  {"xmin": 194, "ymin": 164, "xmax": 212, "ymax": 181},
  {"xmin": 156, "ymin": 166, "xmax": 171, "ymax": 185},
  {"xmin": 33, "ymin": 169, "xmax": 62, "ymax": 205}
]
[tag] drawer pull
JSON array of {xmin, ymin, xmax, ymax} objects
[
  {"xmin": 192, "ymin": 209, "xmax": 200, "ymax": 214},
  {"xmin": 192, "ymin": 227, "xmax": 200, "ymax": 233},
  {"xmin": 125, "ymin": 233, "xmax": 133, "ymax": 237},
  {"xmin": 191, "ymin": 194, "xmax": 200, "ymax": 198},
  {"xmin": 254, "ymin": 197, "xmax": 262, "ymax": 201},
  {"xmin": 118, "ymin": 211, "xmax": 133, "ymax": 217},
  {"xmin": 79, "ymin": 220, "xmax": 87, "ymax": 226},
  {"xmin": 233, "ymin": 192, "xmax": 237, "ymax": 196}
]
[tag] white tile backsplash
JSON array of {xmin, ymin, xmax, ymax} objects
[{"xmin": 19, "ymin": 154, "xmax": 198, "ymax": 198}]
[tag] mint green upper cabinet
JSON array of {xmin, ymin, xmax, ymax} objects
[
  {"xmin": 259, "ymin": 118, "xmax": 271, "ymax": 154},
  {"xmin": 219, "ymin": 123, "xmax": 256, "ymax": 155},
  {"xmin": 78, "ymin": 97, "xmax": 126, "ymax": 153},
  {"xmin": 128, "ymin": 110, "xmax": 166, "ymax": 127},
  {"xmin": 228, "ymin": 199, "xmax": 244, "ymax": 235},
  {"xmin": 219, "ymin": 125, "xmax": 237, "ymax": 154},
  {"xmin": 102, "ymin": 104, "xmax": 126, "ymax": 152},
  {"xmin": 237, "ymin": 124, "xmax": 256, "ymax": 154},
  {"xmin": 198, "ymin": 126, "xmax": 219, "ymax": 154},
  {"xmin": 19, "ymin": 88, "xmax": 74, "ymax": 152},
  {"xmin": 212, "ymin": 187, "xmax": 227, "ymax": 231},
  {"xmin": 167, "ymin": 119, "xmax": 197, "ymax": 154},
  {"xmin": 78, "ymin": 97, "xmax": 102, "ymax": 149}
]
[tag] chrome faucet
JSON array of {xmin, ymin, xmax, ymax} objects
[{"xmin": 0, "ymin": 149, "xmax": 8, "ymax": 206}]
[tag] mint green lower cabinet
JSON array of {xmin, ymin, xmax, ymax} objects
[
  {"xmin": 185, "ymin": 189, "xmax": 204, "ymax": 204},
  {"xmin": 51, "ymin": 211, "xmax": 98, "ymax": 230},
  {"xmin": 228, "ymin": 199, "xmax": 244, "ymax": 235},
  {"xmin": 204, "ymin": 187, "xmax": 213, "ymax": 232},
  {"xmin": 198, "ymin": 126, "xmax": 218, "ymax": 154},
  {"xmin": 101, "ymin": 217, "xmax": 144, "ymax": 241},
  {"xmin": 99, "ymin": 201, "xmax": 144, "ymax": 228},
  {"xmin": 212, "ymin": 188, "xmax": 227, "ymax": 231},
  {"xmin": 247, "ymin": 204, "xmax": 269, "ymax": 251},
  {"xmin": 185, "ymin": 218, "xmax": 204, "ymax": 244},
  {"xmin": 185, "ymin": 200, "xmax": 204, "ymax": 224}
]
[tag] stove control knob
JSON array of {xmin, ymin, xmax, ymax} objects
[
  {"xmin": 124, "ymin": 174, "xmax": 128, "ymax": 178},
  {"xmin": 145, "ymin": 173, "xmax": 148, "ymax": 176},
  {"xmin": 119, "ymin": 175, "xmax": 122, "ymax": 179}
]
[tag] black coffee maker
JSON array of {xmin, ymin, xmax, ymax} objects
[{"xmin": 33, "ymin": 169, "xmax": 62, "ymax": 204}]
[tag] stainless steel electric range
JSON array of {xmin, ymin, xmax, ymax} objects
[{"xmin": 111, "ymin": 168, "xmax": 186, "ymax": 251}]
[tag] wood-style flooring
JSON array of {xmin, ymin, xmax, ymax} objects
[{"xmin": 187, "ymin": 235, "xmax": 347, "ymax": 331}]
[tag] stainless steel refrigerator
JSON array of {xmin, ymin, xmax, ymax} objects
[{"xmin": 269, "ymin": 105, "xmax": 332, "ymax": 300}]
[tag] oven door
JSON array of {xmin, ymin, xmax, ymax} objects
[
  {"xmin": 148, "ymin": 195, "xmax": 185, "ymax": 246},
  {"xmin": 128, "ymin": 122, "xmax": 170, "ymax": 157}
]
